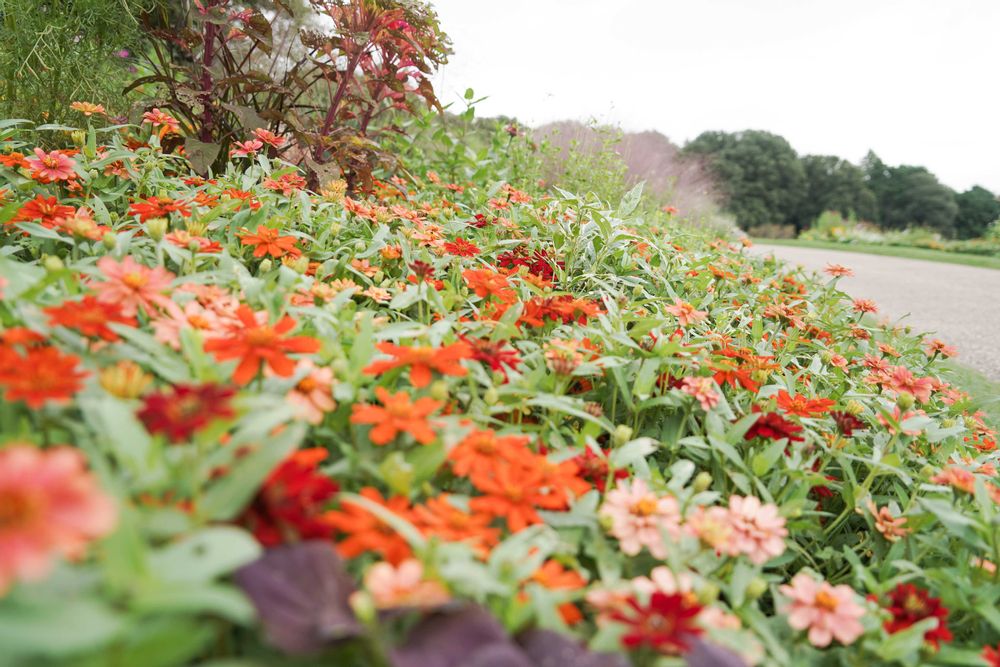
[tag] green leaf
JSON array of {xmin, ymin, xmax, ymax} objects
[
  {"xmin": 610, "ymin": 437, "xmax": 658, "ymax": 468},
  {"xmin": 0, "ymin": 597, "xmax": 124, "ymax": 658},
  {"xmin": 148, "ymin": 527, "xmax": 261, "ymax": 584},
  {"xmin": 184, "ymin": 137, "xmax": 221, "ymax": 175},
  {"xmin": 617, "ymin": 181, "xmax": 644, "ymax": 217},
  {"xmin": 875, "ymin": 617, "xmax": 938, "ymax": 664}
]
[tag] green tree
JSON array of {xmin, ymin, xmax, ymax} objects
[
  {"xmin": 862, "ymin": 153, "xmax": 958, "ymax": 235},
  {"xmin": 953, "ymin": 185, "xmax": 1000, "ymax": 239},
  {"xmin": 799, "ymin": 155, "xmax": 877, "ymax": 225},
  {"xmin": 684, "ymin": 130, "xmax": 807, "ymax": 231}
]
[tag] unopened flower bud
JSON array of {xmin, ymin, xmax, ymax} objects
[
  {"xmin": 584, "ymin": 402, "xmax": 604, "ymax": 418},
  {"xmin": 102, "ymin": 232, "xmax": 117, "ymax": 250},
  {"xmin": 940, "ymin": 418, "xmax": 955, "ymax": 429},
  {"xmin": 70, "ymin": 130, "xmax": 86, "ymax": 146},
  {"xmin": 612, "ymin": 424, "xmax": 633, "ymax": 447},
  {"xmin": 99, "ymin": 360, "xmax": 152, "ymax": 399},
  {"xmin": 348, "ymin": 591, "xmax": 376, "ymax": 625},
  {"xmin": 896, "ymin": 392, "xmax": 915, "ymax": 411},
  {"xmin": 920, "ymin": 464, "xmax": 936, "ymax": 479},
  {"xmin": 43, "ymin": 255, "xmax": 64, "ymax": 272},
  {"xmin": 289, "ymin": 255, "xmax": 310, "ymax": 274},
  {"xmin": 746, "ymin": 577, "xmax": 768, "ymax": 600},
  {"xmin": 379, "ymin": 452, "xmax": 414, "ymax": 496},
  {"xmin": 145, "ymin": 217, "xmax": 168, "ymax": 241},
  {"xmin": 430, "ymin": 380, "xmax": 449, "ymax": 402},
  {"xmin": 693, "ymin": 471, "xmax": 713, "ymax": 493},
  {"xmin": 844, "ymin": 400, "xmax": 864, "ymax": 415},
  {"xmin": 484, "ymin": 387, "xmax": 499, "ymax": 405},
  {"xmin": 697, "ymin": 583, "xmax": 720, "ymax": 605},
  {"xmin": 372, "ymin": 270, "xmax": 384, "ymax": 284},
  {"xmin": 258, "ymin": 258, "xmax": 273, "ymax": 273}
]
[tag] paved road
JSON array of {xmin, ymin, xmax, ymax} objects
[{"xmin": 750, "ymin": 244, "xmax": 1000, "ymax": 381}]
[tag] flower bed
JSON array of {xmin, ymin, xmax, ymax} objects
[{"xmin": 1, "ymin": 113, "xmax": 999, "ymax": 666}]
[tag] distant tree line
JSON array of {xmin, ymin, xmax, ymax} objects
[{"xmin": 683, "ymin": 130, "xmax": 1000, "ymax": 239}]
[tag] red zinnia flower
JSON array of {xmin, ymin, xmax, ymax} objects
[
  {"xmin": 745, "ymin": 406, "xmax": 804, "ymax": 442},
  {"xmin": 831, "ymin": 411, "xmax": 865, "ymax": 437},
  {"xmin": 136, "ymin": 383, "xmax": 236, "ymax": 443},
  {"xmin": 443, "ymin": 238, "xmax": 481, "ymax": 257},
  {"xmin": 129, "ymin": 196, "xmax": 191, "ymax": 222},
  {"xmin": 775, "ymin": 390, "xmax": 835, "ymax": 417},
  {"xmin": 204, "ymin": 306, "xmax": 320, "ymax": 385},
  {"xmin": 882, "ymin": 583, "xmax": 953, "ymax": 649},
  {"xmin": 983, "ymin": 644, "xmax": 1000, "ymax": 667},
  {"xmin": 462, "ymin": 336, "xmax": 522, "ymax": 379},
  {"xmin": 238, "ymin": 448, "xmax": 339, "ymax": 547},
  {"xmin": 610, "ymin": 592, "xmax": 704, "ymax": 655},
  {"xmin": 9, "ymin": 195, "xmax": 75, "ymax": 228},
  {"xmin": 45, "ymin": 296, "xmax": 137, "ymax": 342}
]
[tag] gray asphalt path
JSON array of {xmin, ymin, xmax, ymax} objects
[{"xmin": 750, "ymin": 244, "xmax": 1000, "ymax": 381}]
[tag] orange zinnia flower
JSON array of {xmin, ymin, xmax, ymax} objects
[
  {"xmin": 239, "ymin": 225, "xmax": 301, "ymax": 259},
  {"xmin": 204, "ymin": 305, "xmax": 320, "ymax": 385},
  {"xmin": 469, "ymin": 459, "xmax": 548, "ymax": 532},
  {"xmin": 363, "ymin": 341, "xmax": 471, "ymax": 388},
  {"xmin": 411, "ymin": 494, "xmax": 500, "ymax": 556},
  {"xmin": 448, "ymin": 428, "xmax": 532, "ymax": 479},
  {"xmin": 462, "ymin": 268, "xmax": 513, "ymax": 300},
  {"xmin": 0, "ymin": 346, "xmax": 88, "ymax": 408},
  {"xmin": 325, "ymin": 487, "xmax": 413, "ymax": 564},
  {"xmin": 45, "ymin": 296, "xmax": 137, "ymax": 342},
  {"xmin": 775, "ymin": 390, "xmax": 834, "ymax": 417},
  {"xmin": 9, "ymin": 195, "xmax": 75, "ymax": 228},
  {"xmin": 349, "ymin": 387, "xmax": 442, "ymax": 445},
  {"xmin": 530, "ymin": 560, "xmax": 587, "ymax": 624}
]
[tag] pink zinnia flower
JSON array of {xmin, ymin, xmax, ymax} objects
[
  {"xmin": 152, "ymin": 300, "xmax": 228, "ymax": 349},
  {"xmin": 285, "ymin": 360, "xmax": 336, "ymax": 425},
  {"xmin": 230, "ymin": 139, "xmax": 264, "ymax": 158},
  {"xmin": 824, "ymin": 263, "xmax": 854, "ymax": 277},
  {"xmin": 361, "ymin": 558, "xmax": 449, "ymax": 609},
  {"xmin": 665, "ymin": 298, "xmax": 708, "ymax": 326},
  {"xmin": 600, "ymin": 479, "xmax": 681, "ymax": 558},
  {"xmin": 680, "ymin": 376, "xmax": 720, "ymax": 411},
  {"xmin": 0, "ymin": 445, "xmax": 117, "ymax": 595},
  {"xmin": 92, "ymin": 256, "xmax": 176, "ymax": 317},
  {"xmin": 726, "ymin": 495, "xmax": 787, "ymax": 564},
  {"xmin": 884, "ymin": 365, "xmax": 934, "ymax": 403},
  {"xmin": 780, "ymin": 573, "xmax": 865, "ymax": 647},
  {"xmin": 252, "ymin": 128, "xmax": 287, "ymax": 149},
  {"xmin": 25, "ymin": 148, "xmax": 76, "ymax": 182}
]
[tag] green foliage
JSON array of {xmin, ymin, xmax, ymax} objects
[
  {"xmin": 0, "ymin": 0, "xmax": 150, "ymax": 124},
  {"xmin": 799, "ymin": 154, "xmax": 877, "ymax": 224},
  {"xmin": 684, "ymin": 129, "xmax": 807, "ymax": 231},
  {"xmin": 863, "ymin": 153, "xmax": 959, "ymax": 235},
  {"xmin": 954, "ymin": 185, "xmax": 1000, "ymax": 240}
]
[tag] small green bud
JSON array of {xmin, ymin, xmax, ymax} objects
[
  {"xmin": 612, "ymin": 424, "xmax": 634, "ymax": 447},
  {"xmin": 787, "ymin": 507, "xmax": 802, "ymax": 518},
  {"xmin": 692, "ymin": 471, "xmax": 713, "ymax": 493},
  {"xmin": 354, "ymin": 239, "xmax": 366, "ymax": 251},
  {"xmin": 43, "ymin": 255, "xmax": 64, "ymax": 272},
  {"xmin": 484, "ymin": 387, "xmax": 499, "ymax": 405},
  {"xmin": 697, "ymin": 583, "xmax": 720, "ymax": 605},
  {"xmin": 372, "ymin": 270, "xmax": 384, "ymax": 283},
  {"xmin": 258, "ymin": 258, "xmax": 273, "ymax": 273},
  {"xmin": 896, "ymin": 392, "xmax": 915, "ymax": 411},
  {"xmin": 940, "ymin": 418, "xmax": 955, "ymax": 429},
  {"xmin": 746, "ymin": 577, "xmax": 768, "ymax": 600},
  {"xmin": 349, "ymin": 591, "xmax": 376, "ymax": 625},
  {"xmin": 330, "ymin": 358, "xmax": 349, "ymax": 377},
  {"xmin": 290, "ymin": 255, "xmax": 310, "ymax": 274},
  {"xmin": 430, "ymin": 380, "xmax": 449, "ymax": 402},
  {"xmin": 70, "ymin": 130, "xmax": 86, "ymax": 146},
  {"xmin": 379, "ymin": 452, "xmax": 414, "ymax": 496},
  {"xmin": 920, "ymin": 464, "xmax": 936, "ymax": 479},
  {"xmin": 145, "ymin": 217, "xmax": 168, "ymax": 242},
  {"xmin": 102, "ymin": 232, "xmax": 117, "ymax": 250},
  {"xmin": 844, "ymin": 400, "xmax": 865, "ymax": 415},
  {"xmin": 329, "ymin": 223, "xmax": 342, "ymax": 235}
]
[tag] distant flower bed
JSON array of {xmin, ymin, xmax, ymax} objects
[{"xmin": 1, "ymin": 111, "xmax": 999, "ymax": 667}]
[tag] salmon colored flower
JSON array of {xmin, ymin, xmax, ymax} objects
[
  {"xmin": 204, "ymin": 306, "xmax": 320, "ymax": 385},
  {"xmin": 238, "ymin": 448, "xmax": 339, "ymax": 547},
  {"xmin": 92, "ymin": 256, "xmax": 176, "ymax": 317},
  {"xmin": 0, "ymin": 346, "xmax": 88, "ymax": 408},
  {"xmin": 350, "ymin": 387, "xmax": 442, "ymax": 445},
  {"xmin": 45, "ymin": 296, "xmax": 137, "ymax": 342},
  {"xmin": 252, "ymin": 128, "xmax": 287, "ymax": 148},
  {"xmin": 600, "ymin": 479, "xmax": 681, "ymax": 558},
  {"xmin": 363, "ymin": 559, "xmax": 449, "ymax": 609},
  {"xmin": 363, "ymin": 341, "xmax": 471, "ymax": 388},
  {"xmin": 136, "ymin": 383, "xmax": 236, "ymax": 443},
  {"xmin": 852, "ymin": 299, "xmax": 878, "ymax": 314},
  {"xmin": 823, "ymin": 263, "xmax": 854, "ymax": 277},
  {"xmin": 25, "ymin": 148, "xmax": 76, "ymax": 182},
  {"xmin": 665, "ymin": 298, "xmax": 708, "ymax": 326},
  {"xmin": 70, "ymin": 101, "xmax": 105, "ymax": 116},
  {"xmin": 142, "ymin": 108, "xmax": 181, "ymax": 136},
  {"xmin": 263, "ymin": 173, "xmax": 307, "ymax": 196},
  {"xmin": 239, "ymin": 225, "xmax": 301, "ymax": 258},
  {"xmin": 230, "ymin": 139, "xmax": 264, "ymax": 158},
  {"xmin": 680, "ymin": 376, "xmax": 720, "ymax": 411},
  {"xmin": 775, "ymin": 390, "xmax": 834, "ymax": 417},
  {"xmin": 448, "ymin": 428, "xmax": 532, "ymax": 479},
  {"xmin": 865, "ymin": 500, "xmax": 909, "ymax": 542},
  {"xmin": 285, "ymin": 360, "xmax": 336, "ymax": 425},
  {"xmin": 0, "ymin": 445, "xmax": 117, "ymax": 595},
  {"xmin": 883, "ymin": 365, "xmax": 934, "ymax": 403},
  {"xmin": 780, "ymin": 573, "xmax": 865, "ymax": 647},
  {"xmin": 930, "ymin": 466, "xmax": 976, "ymax": 494},
  {"xmin": 924, "ymin": 338, "xmax": 957, "ymax": 358},
  {"xmin": 129, "ymin": 196, "xmax": 191, "ymax": 222},
  {"xmin": 325, "ymin": 487, "xmax": 412, "ymax": 564},
  {"xmin": 726, "ymin": 495, "xmax": 787, "ymax": 564}
]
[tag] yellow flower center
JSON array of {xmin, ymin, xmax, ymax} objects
[
  {"xmin": 631, "ymin": 496, "xmax": 658, "ymax": 517},
  {"xmin": 814, "ymin": 589, "xmax": 839, "ymax": 611}
]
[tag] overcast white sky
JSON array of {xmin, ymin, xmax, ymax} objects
[{"xmin": 429, "ymin": 0, "xmax": 1000, "ymax": 193}]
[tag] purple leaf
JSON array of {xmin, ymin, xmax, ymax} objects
[
  {"xmin": 234, "ymin": 541, "xmax": 362, "ymax": 655},
  {"xmin": 685, "ymin": 637, "xmax": 748, "ymax": 667},
  {"xmin": 517, "ymin": 628, "xmax": 631, "ymax": 667},
  {"xmin": 390, "ymin": 604, "xmax": 511, "ymax": 667}
]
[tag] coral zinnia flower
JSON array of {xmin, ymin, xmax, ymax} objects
[
  {"xmin": 92, "ymin": 256, "xmax": 176, "ymax": 317},
  {"xmin": 0, "ymin": 445, "xmax": 117, "ymax": 595},
  {"xmin": 468, "ymin": 459, "xmax": 548, "ymax": 532},
  {"xmin": 462, "ymin": 268, "xmax": 513, "ymax": 300},
  {"xmin": 599, "ymin": 479, "xmax": 681, "ymax": 558},
  {"xmin": 665, "ymin": 298, "xmax": 708, "ymax": 326},
  {"xmin": 363, "ymin": 558, "xmax": 450, "ymax": 609},
  {"xmin": 142, "ymin": 108, "xmax": 181, "ymax": 136},
  {"xmin": 349, "ymin": 387, "xmax": 443, "ymax": 445},
  {"xmin": 136, "ymin": 383, "xmax": 236, "ymax": 443},
  {"xmin": 823, "ymin": 263, "xmax": 854, "ymax": 277},
  {"xmin": 70, "ymin": 101, "xmax": 105, "ymax": 116},
  {"xmin": 881, "ymin": 583, "xmax": 952, "ymax": 649},
  {"xmin": 780, "ymin": 573, "xmax": 865, "ymax": 647},
  {"xmin": 239, "ymin": 225, "xmax": 301, "ymax": 258},
  {"xmin": 25, "ymin": 148, "xmax": 76, "ymax": 182},
  {"xmin": 363, "ymin": 341, "xmax": 472, "ymax": 388},
  {"xmin": 204, "ymin": 306, "xmax": 320, "ymax": 385},
  {"xmin": 883, "ymin": 365, "xmax": 934, "ymax": 403},
  {"xmin": 610, "ymin": 592, "xmax": 704, "ymax": 655},
  {"xmin": 262, "ymin": 173, "xmax": 306, "ymax": 196},
  {"xmin": 238, "ymin": 448, "xmax": 339, "ymax": 547},
  {"xmin": 230, "ymin": 139, "xmax": 264, "ymax": 158},
  {"xmin": 411, "ymin": 495, "xmax": 499, "ymax": 555},
  {"xmin": 45, "ymin": 296, "xmax": 137, "ymax": 342},
  {"xmin": 252, "ymin": 128, "xmax": 287, "ymax": 148},
  {"xmin": 680, "ymin": 376, "xmax": 720, "ymax": 411},
  {"xmin": 0, "ymin": 346, "xmax": 88, "ymax": 408},
  {"xmin": 9, "ymin": 195, "xmax": 75, "ymax": 228},
  {"xmin": 325, "ymin": 487, "xmax": 412, "ymax": 564},
  {"xmin": 775, "ymin": 390, "xmax": 834, "ymax": 417}
]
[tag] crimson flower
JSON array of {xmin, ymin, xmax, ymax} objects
[
  {"xmin": 745, "ymin": 406, "xmax": 804, "ymax": 442},
  {"xmin": 831, "ymin": 411, "xmax": 865, "ymax": 437},
  {"xmin": 137, "ymin": 383, "xmax": 236, "ymax": 442},
  {"xmin": 238, "ymin": 448, "xmax": 339, "ymax": 547},
  {"xmin": 882, "ymin": 583, "xmax": 953, "ymax": 649},
  {"xmin": 610, "ymin": 592, "xmax": 704, "ymax": 655},
  {"xmin": 462, "ymin": 336, "xmax": 522, "ymax": 379}
]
